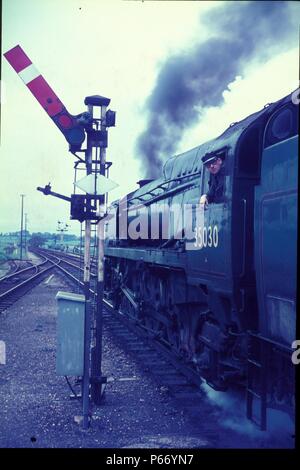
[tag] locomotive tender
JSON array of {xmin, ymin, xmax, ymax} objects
[{"xmin": 104, "ymin": 91, "xmax": 298, "ymax": 427}]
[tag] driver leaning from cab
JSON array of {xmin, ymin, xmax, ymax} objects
[{"xmin": 200, "ymin": 153, "xmax": 225, "ymax": 208}]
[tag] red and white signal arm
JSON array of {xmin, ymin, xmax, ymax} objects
[{"xmin": 4, "ymin": 45, "xmax": 85, "ymax": 149}]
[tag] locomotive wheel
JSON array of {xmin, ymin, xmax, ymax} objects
[
  {"xmin": 143, "ymin": 310, "xmax": 162, "ymax": 335},
  {"xmin": 107, "ymin": 261, "xmax": 123, "ymax": 310},
  {"xmin": 127, "ymin": 269, "xmax": 142, "ymax": 321},
  {"xmin": 166, "ymin": 304, "xmax": 206, "ymax": 364},
  {"xmin": 140, "ymin": 271, "xmax": 164, "ymax": 337},
  {"xmin": 166, "ymin": 306, "xmax": 182, "ymax": 353},
  {"xmin": 119, "ymin": 291, "xmax": 136, "ymax": 320}
]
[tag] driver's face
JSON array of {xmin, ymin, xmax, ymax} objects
[{"xmin": 206, "ymin": 157, "xmax": 223, "ymax": 175}]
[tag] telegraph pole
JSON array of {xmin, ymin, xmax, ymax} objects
[
  {"xmin": 20, "ymin": 194, "xmax": 25, "ymax": 261},
  {"xmin": 24, "ymin": 213, "xmax": 28, "ymax": 258}
]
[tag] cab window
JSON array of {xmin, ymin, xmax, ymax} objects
[{"xmin": 264, "ymin": 104, "xmax": 298, "ymax": 148}]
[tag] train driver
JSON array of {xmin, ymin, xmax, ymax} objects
[{"xmin": 200, "ymin": 153, "xmax": 225, "ymax": 208}]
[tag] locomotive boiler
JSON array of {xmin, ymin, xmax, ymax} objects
[{"xmin": 104, "ymin": 91, "xmax": 298, "ymax": 428}]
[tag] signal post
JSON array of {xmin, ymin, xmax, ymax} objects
[
  {"xmin": 4, "ymin": 45, "xmax": 117, "ymax": 429},
  {"xmin": 74, "ymin": 95, "xmax": 116, "ymax": 428}
]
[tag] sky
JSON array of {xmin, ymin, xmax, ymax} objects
[{"xmin": 0, "ymin": 0, "xmax": 299, "ymax": 235}]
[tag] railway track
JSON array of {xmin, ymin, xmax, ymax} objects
[
  {"xmin": 0, "ymin": 259, "xmax": 28, "ymax": 280},
  {"xmin": 4, "ymin": 259, "xmax": 20, "ymax": 276},
  {"xmin": 34, "ymin": 249, "xmax": 97, "ymax": 281},
  {"xmin": 0, "ymin": 255, "xmax": 58, "ymax": 313},
  {"xmin": 102, "ymin": 300, "xmax": 205, "ymax": 402},
  {"xmin": 36, "ymin": 248, "xmax": 97, "ymax": 270}
]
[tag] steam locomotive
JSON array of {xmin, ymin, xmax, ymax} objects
[{"xmin": 103, "ymin": 91, "xmax": 298, "ymax": 428}]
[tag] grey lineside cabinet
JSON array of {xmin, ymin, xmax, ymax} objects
[{"xmin": 56, "ymin": 291, "xmax": 85, "ymax": 376}]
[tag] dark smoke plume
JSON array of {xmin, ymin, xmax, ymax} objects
[{"xmin": 136, "ymin": 1, "xmax": 299, "ymax": 178}]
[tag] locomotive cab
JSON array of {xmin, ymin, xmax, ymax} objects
[{"xmin": 255, "ymin": 100, "xmax": 298, "ymax": 346}]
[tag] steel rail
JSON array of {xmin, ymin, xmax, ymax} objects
[{"xmin": 0, "ymin": 255, "xmax": 60, "ymax": 311}]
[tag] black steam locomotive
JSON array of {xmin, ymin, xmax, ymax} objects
[{"xmin": 104, "ymin": 90, "xmax": 298, "ymax": 429}]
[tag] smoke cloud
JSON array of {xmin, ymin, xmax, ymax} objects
[{"xmin": 136, "ymin": 1, "xmax": 299, "ymax": 178}]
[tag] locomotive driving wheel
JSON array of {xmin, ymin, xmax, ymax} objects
[
  {"xmin": 107, "ymin": 261, "xmax": 122, "ymax": 310},
  {"xmin": 140, "ymin": 270, "xmax": 165, "ymax": 337},
  {"xmin": 119, "ymin": 290, "xmax": 136, "ymax": 320},
  {"xmin": 127, "ymin": 268, "xmax": 143, "ymax": 321},
  {"xmin": 165, "ymin": 304, "xmax": 182, "ymax": 354}
]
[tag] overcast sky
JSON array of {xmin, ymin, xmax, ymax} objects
[{"xmin": 1, "ymin": 0, "xmax": 299, "ymax": 234}]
